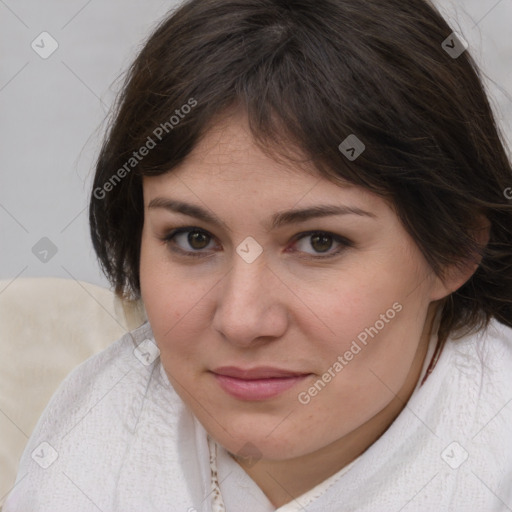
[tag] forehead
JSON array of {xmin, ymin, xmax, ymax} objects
[
  {"xmin": 178, "ymin": 109, "xmax": 314, "ymax": 179},
  {"xmin": 142, "ymin": 110, "xmax": 390, "ymax": 219}
]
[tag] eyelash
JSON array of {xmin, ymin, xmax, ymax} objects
[{"xmin": 160, "ymin": 226, "xmax": 353, "ymax": 260}]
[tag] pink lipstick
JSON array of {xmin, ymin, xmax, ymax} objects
[{"xmin": 211, "ymin": 366, "xmax": 311, "ymax": 401}]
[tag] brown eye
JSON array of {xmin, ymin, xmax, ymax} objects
[
  {"xmin": 162, "ymin": 227, "xmax": 351, "ymax": 260},
  {"xmin": 310, "ymin": 233, "xmax": 334, "ymax": 253},
  {"xmin": 162, "ymin": 227, "xmax": 217, "ymax": 258},
  {"xmin": 188, "ymin": 230, "xmax": 210, "ymax": 249},
  {"xmin": 291, "ymin": 231, "xmax": 352, "ymax": 259}
]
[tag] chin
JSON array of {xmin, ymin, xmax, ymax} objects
[{"xmin": 205, "ymin": 417, "xmax": 311, "ymax": 461}]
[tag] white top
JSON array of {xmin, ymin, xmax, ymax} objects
[{"xmin": 3, "ymin": 316, "xmax": 512, "ymax": 511}]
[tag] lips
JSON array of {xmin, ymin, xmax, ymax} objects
[
  {"xmin": 210, "ymin": 366, "xmax": 311, "ymax": 401},
  {"xmin": 212, "ymin": 366, "xmax": 308, "ymax": 379}
]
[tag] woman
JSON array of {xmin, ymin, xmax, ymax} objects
[{"xmin": 4, "ymin": 0, "xmax": 512, "ymax": 510}]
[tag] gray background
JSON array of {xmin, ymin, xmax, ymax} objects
[{"xmin": 1, "ymin": 0, "xmax": 511, "ymax": 290}]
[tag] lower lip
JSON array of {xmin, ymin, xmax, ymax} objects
[{"xmin": 212, "ymin": 373, "xmax": 310, "ymax": 401}]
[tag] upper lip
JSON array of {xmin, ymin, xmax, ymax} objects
[{"xmin": 211, "ymin": 366, "xmax": 310, "ymax": 380}]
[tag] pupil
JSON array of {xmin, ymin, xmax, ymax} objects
[
  {"xmin": 189, "ymin": 231, "xmax": 208, "ymax": 249},
  {"xmin": 311, "ymin": 234, "xmax": 332, "ymax": 253}
]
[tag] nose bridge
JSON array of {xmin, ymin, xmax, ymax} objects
[
  {"xmin": 212, "ymin": 252, "xmax": 288, "ymax": 344},
  {"xmin": 223, "ymin": 254, "xmax": 273, "ymax": 313}
]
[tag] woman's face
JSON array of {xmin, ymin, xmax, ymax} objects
[{"xmin": 139, "ymin": 111, "xmax": 448, "ymax": 462}]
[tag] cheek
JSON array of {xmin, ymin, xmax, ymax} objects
[
  {"xmin": 301, "ymin": 268, "xmax": 404, "ymax": 353},
  {"xmin": 298, "ymin": 261, "xmax": 427, "ymax": 397},
  {"xmin": 139, "ymin": 236, "xmax": 214, "ymax": 364},
  {"xmin": 139, "ymin": 236, "xmax": 183, "ymax": 343}
]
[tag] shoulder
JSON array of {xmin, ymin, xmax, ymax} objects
[
  {"xmin": 438, "ymin": 318, "xmax": 512, "ymax": 502},
  {"xmin": 32, "ymin": 321, "xmax": 159, "ymax": 431},
  {"xmin": 2, "ymin": 322, "xmax": 182, "ymax": 511},
  {"xmin": 439, "ymin": 317, "xmax": 512, "ymax": 420},
  {"xmin": 448, "ymin": 317, "xmax": 512, "ymax": 391},
  {"xmin": 465, "ymin": 319, "xmax": 512, "ymax": 441},
  {"xmin": 343, "ymin": 319, "xmax": 512, "ymax": 509}
]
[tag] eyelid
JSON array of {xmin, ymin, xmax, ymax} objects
[
  {"xmin": 287, "ymin": 230, "xmax": 352, "ymax": 259},
  {"xmin": 160, "ymin": 226, "xmax": 352, "ymax": 259},
  {"xmin": 161, "ymin": 226, "xmax": 219, "ymax": 259}
]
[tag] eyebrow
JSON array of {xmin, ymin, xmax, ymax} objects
[{"xmin": 147, "ymin": 197, "xmax": 377, "ymax": 231}]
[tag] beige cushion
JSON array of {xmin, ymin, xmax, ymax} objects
[{"xmin": 0, "ymin": 277, "xmax": 146, "ymax": 506}]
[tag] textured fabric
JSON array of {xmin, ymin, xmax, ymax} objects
[
  {"xmin": 3, "ymin": 318, "xmax": 512, "ymax": 511},
  {"xmin": 0, "ymin": 277, "xmax": 146, "ymax": 505}
]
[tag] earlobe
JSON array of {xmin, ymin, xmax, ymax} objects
[{"xmin": 429, "ymin": 215, "xmax": 490, "ymax": 301}]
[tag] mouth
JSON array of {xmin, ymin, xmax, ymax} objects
[{"xmin": 210, "ymin": 366, "xmax": 312, "ymax": 401}]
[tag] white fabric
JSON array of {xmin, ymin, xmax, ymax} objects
[
  {"xmin": 3, "ymin": 317, "xmax": 512, "ymax": 511},
  {"xmin": 0, "ymin": 277, "xmax": 146, "ymax": 505}
]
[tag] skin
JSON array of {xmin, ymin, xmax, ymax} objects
[{"xmin": 139, "ymin": 110, "xmax": 480, "ymax": 508}]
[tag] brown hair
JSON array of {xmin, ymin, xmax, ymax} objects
[{"xmin": 89, "ymin": 0, "xmax": 512, "ymax": 354}]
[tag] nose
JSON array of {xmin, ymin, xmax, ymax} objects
[{"xmin": 212, "ymin": 254, "xmax": 289, "ymax": 347}]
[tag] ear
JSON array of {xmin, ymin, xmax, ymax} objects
[{"xmin": 429, "ymin": 214, "xmax": 490, "ymax": 301}]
